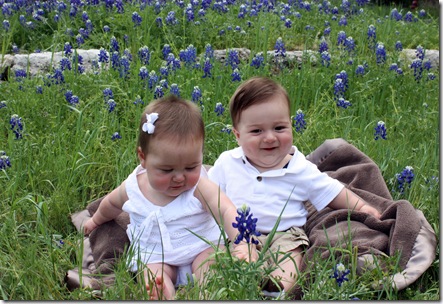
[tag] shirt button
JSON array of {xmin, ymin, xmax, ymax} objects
[{"xmin": 256, "ymin": 176, "xmax": 262, "ymax": 182}]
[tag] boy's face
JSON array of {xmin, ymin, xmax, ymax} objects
[
  {"xmin": 138, "ymin": 137, "xmax": 203, "ymax": 199},
  {"xmin": 233, "ymin": 94, "xmax": 293, "ymax": 172}
]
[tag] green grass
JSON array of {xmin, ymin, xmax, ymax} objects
[{"xmin": 0, "ymin": 0, "xmax": 439, "ymax": 300}]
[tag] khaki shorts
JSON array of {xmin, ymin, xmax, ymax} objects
[{"xmin": 256, "ymin": 226, "xmax": 309, "ymax": 254}]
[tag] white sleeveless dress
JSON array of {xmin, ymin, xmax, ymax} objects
[{"xmin": 122, "ymin": 165, "xmax": 224, "ymax": 274}]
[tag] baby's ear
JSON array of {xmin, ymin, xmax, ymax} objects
[{"xmin": 137, "ymin": 147, "xmax": 146, "ymax": 167}]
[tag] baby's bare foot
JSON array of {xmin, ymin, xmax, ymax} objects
[{"xmin": 147, "ymin": 276, "xmax": 174, "ymax": 300}]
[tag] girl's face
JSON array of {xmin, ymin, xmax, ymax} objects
[
  {"xmin": 138, "ymin": 137, "xmax": 203, "ymax": 199},
  {"xmin": 233, "ymin": 94, "xmax": 293, "ymax": 172}
]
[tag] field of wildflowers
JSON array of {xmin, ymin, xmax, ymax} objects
[{"xmin": 0, "ymin": 0, "xmax": 439, "ymax": 300}]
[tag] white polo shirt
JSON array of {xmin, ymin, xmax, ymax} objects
[{"xmin": 208, "ymin": 146, "xmax": 344, "ymax": 233}]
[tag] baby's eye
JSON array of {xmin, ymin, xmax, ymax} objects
[
  {"xmin": 161, "ymin": 169, "xmax": 173, "ymax": 173},
  {"xmin": 250, "ymin": 129, "xmax": 262, "ymax": 134},
  {"xmin": 275, "ymin": 126, "xmax": 287, "ymax": 131},
  {"xmin": 186, "ymin": 166, "xmax": 198, "ymax": 171}
]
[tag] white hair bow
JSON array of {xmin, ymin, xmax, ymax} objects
[{"xmin": 142, "ymin": 112, "xmax": 159, "ymax": 134}]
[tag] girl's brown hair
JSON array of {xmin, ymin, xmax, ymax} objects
[
  {"xmin": 229, "ymin": 77, "xmax": 291, "ymax": 127},
  {"xmin": 137, "ymin": 95, "xmax": 205, "ymax": 154}
]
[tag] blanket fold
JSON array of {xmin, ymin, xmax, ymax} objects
[{"xmin": 65, "ymin": 138, "xmax": 436, "ymax": 294}]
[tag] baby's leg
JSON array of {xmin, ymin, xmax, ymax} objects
[
  {"xmin": 144, "ymin": 263, "xmax": 177, "ymax": 300},
  {"xmin": 270, "ymin": 247, "xmax": 303, "ymax": 292},
  {"xmin": 192, "ymin": 246, "xmax": 223, "ymax": 284}
]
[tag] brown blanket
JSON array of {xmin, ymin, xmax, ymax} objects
[{"xmin": 65, "ymin": 138, "xmax": 436, "ymax": 293}]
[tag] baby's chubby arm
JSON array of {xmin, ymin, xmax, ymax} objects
[
  {"xmin": 195, "ymin": 177, "xmax": 258, "ymax": 262},
  {"xmin": 83, "ymin": 182, "xmax": 128, "ymax": 235},
  {"xmin": 328, "ymin": 187, "xmax": 381, "ymax": 219}
]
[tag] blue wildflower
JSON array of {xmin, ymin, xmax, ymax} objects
[
  {"xmin": 344, "ymin": 37, "xmax": 355, "ymax": 54},
  {"xmin": 367, "ymin": 25, "xmax": 376, "ymax": 49},
  {"xmin": 111, "ymin": 51, "xmax": 120, "ymax": 70},
  {"xmin": 214, "ymin": 102, "xmax": 225, "ymax": 116},
  {"xmin": 119, "ymin": 55, "xmax": 130, "ymax": 78},
  {"xmin": 103, "ymin": 88, "xmax": 114, "ymax": 101},
  {"xmin": 395, "ymin": 166, "xmax": 414, "ymax": 194},
  {"xmin": 191, "ymin": 86, "xmax": 202, "ymax": 104},
  {"xmin": 0, "ymin": 151, "xmax": 11, "ymax": 170},
  {"xmin": 221, "ymin": 125, "xmax": 232, "ymax": 134},
  {"xmin": 98, "ymin": 48, "xmax": 109, "ymax": 63},
  {"xmin": 36, "ymin": 86, "xmax": 43, "ymax": 94},
  {"xmin": 319, "ymin": 39, "xmax": 329, "ymax": 54},
  {"xmin": 202, "ymin": 57, "xmax": 213, "ymax": 78},
  {"xmin": 274, "ymin": 37, "xmax": 286, "ymax": 58},
  {"xmin": 107, "ymin": 99, "xmax": 116, "ymax": 113},
  {"xmin": 162, "ymin": 44, "xmax": 172, "ymax": 60},
  {"xmin": 355, "ymin": 65, "xmax": 365, "ymax": 76},
  {"xmin": 374, "ymin": 121, "xmax": 387, "ymax": 140},
  {"xmin": 110, "ymin": 36, "xmax": 119, "ymax": 53},
  {"xmin": 111, "ymin": 132, "xmax": 122, "ymax": 140},
  {"xmin": 226, "ymin": 49, "xmax": 240, "ymax": 70},
  {"xmin": 334, "ymin": 78, "xmax": 346, "ymax": 100},
  {"xmin": 415, "ymin": 45, "xmax": 425, "ymax": 60},
  {"xmin": 232, "ymin": 205, "xmax": 261, "ymax": 245},
  {"xmin": 324, "ymin": 26, "xmax": 331, "ymax": 36},
  {"xmin": 132, "ymin": 11, "xmax": 142, "ymax": 26},
  {"xmin": 293, "ymin": 109, "xmax": 307, "ymax": 133},
  {"xmin": 396, "ymin": 68, "xmax": 403, "ymax": 75},
  {"xmin": 389, "ymin": 63, "xmax": 398, "ymax": 71},
  {"xmin": 337, "ymin": 31, "xmax": 346, "ymax": 46},
  {"xmin": 231, "ymin": 68, "xmax": 241, "ymax": 82},
  {"xmin": 410, "ymin": 59, "xmax": 423, "ymax": 82},
  {"xmin": 138, "ymin": 46, "xmax": 151, "ymax": 65},
  {"xmin": 15, "ymin": 69, "xmax": 27, "ymax": 81},
  {"xmin": 427, "ymin": 73, "xmax": 436, "ymax": 81},
  {"xmin": 419, "ymin": 9, "xmax": 426, "ymax": 18},
  {"xmin": 330, "ymin": 263, "xmax": 350, "ymax": 287},
  {"xmin": 154, "ymin": 86, "xmax": 164, "ymax": 99},
  {"xmin": 170, "ymin": 83, "xmax": 180, "ymax": 97},
  {"xmin": 10, "ymin": 114, "xmax": 23, "ymax": 139},
  {"xmin": 251, "ymin": 52, "xmax": 265, "ymax": 69},
  {"xmin": 103, "ymin": 25, "xmax": 110, "ymax": 32},
  {"xmin": 148, "ymin": 71, "xmax": 158, "ymax": 89},
  {"xmin": 179, "ymin": 44, "xmax": 197, "ymax": 67},
  {"xmin": 336, "ymin": 97, "xmax": 352, "ymax": 109},
  {"xmin": 375, "ymin": 42, "xmax": 386, "ymax": 64},
  {"xmin": 321, "ymin": 51, "xmax": 331, "ymax": 67},
  {"xmin": 338, "ymin": 15, "xmax": 347, "ymax": 26},
  {"xmin": 403, "ymin": 11, "xmax": 414, "ymax": 22},
  {"xmin": 284, "ymin": 18, "xmax": 292, "ymax": 28},
  {"xmin": 60, "ymin": 57, "xmax": 72, "ymax": 71},
  {"xmin": 139, "ymin": 66, "xmax": 149, "ymax": 80},
  {"xmin": 166, "ymin": 53, "xmax": 181, "ymax": 72},
  {"xmin": 165, "ymin": 11, "xmax": 178, "ymax": 25},
  {"xmin": 395, "ymin": 41, "xmax": 403, "ymax": 52}
]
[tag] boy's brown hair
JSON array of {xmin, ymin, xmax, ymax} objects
[
  {"xmin": 138, "ymin": 95, "xmax": 204, "ymax": 154},
  {"xmin": 229, "ymin": 77, "xmax": 291, "ymax": 128}
]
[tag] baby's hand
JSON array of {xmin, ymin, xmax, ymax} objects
[
  {"xmin": 232, "ymin": 242, "xmax": 258, "ymax": 263},
  {"xmin": 360, "ymin": 204, "xmax": 381, "ymax": 219},
  {"xmin": 83, "ymin": 218, "xmax": 98, "ymax": 235}
]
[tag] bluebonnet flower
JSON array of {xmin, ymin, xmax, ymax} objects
[
  {"xmin": 3, "ymin": 19, "xmax": 10, "ymax": 31},
  {"xmin": 226, "ymin": 49, "xmax": 240, "ymax": 70},
  {"xmin": 170, "ymin": 83, "xmax": 180, "ymax": 97},
  {"xmin": 214, "ymin": 102, "xmax": 225, "ymax": 116},
  {"xmin": 293, "ymin": 109, "xmax": 307, "ymax": 133},
  {"xmin": 185, "ymin": 4, "xmax": 194, "ymax": 22},
  {"xmin": 427, "ymin": 73, "xmax": 436, "ymax": 81},
  {"xmin": 133, "ymin": 96, "xmax": 144, "ymax": 105},
  {"xmin": 54, "ymin": 14, "xmax": 60, "ymax": 22},
  {"xmin": 319, "ymin": 39, "xmax": 329, "ymax": 54},
  {"xmin": 345, "ymin": 37, "xmax": 355, "ymax": 54},
  {"xmin": 334, "ymin": 79, "xmax": 346, "ymax": 100},
  {"xmin": 203, "ymin": 57, "xmax": 213, "ymax": 78},
  {"xmin": 0, "ymin": 151, "xmax": 11, "ymax": 170},
  {"xmin": 338, "ymin": 15, "xmax": 347, "ymax": 26},
  {"xmin": 12, "ymin": 44, "xmax": 19, "ymax": 54},
  {"xmin": 415, "ymin": 45, "xmax": 425, "ymax": 60},
  {"xmin": 231, "ymin": 68, "xmax": 241, "ymax": 82},
  {"xmin": 330, "ymin": 263, "xmax": 350, "ymax": 287},
  {"xmin": 321, "ymin": 51, "xmax": 331, "ymax": 67},
  {"xmin": 367, "ymin": 25, "xmax": 376, "ymax": 49},
  {"xmin": 111, "ymin": 132, "xmax": 122, "ymax": 140},
  {"xmin": 51, "ymin": 68, "xmax": 65, "ymax": 85},
  {"xmin": 162, "ymin": 44, "xmax": 172, "ymax": 60},
  {"xmin": 395, "ymin": 41, "xmax": 403, "ymax": 52},
  {"xmin": 374, "ymin": 121, "xmax": 387, "ymax": 140},
  {"xmin": 0, "ymin": 100, "xmax": 6, "ymax": 109},
  {"xmin": 165, "ymin": 11, "xmax": 178, "ymax": 25},
  {"xmin": 232, "ymin": 204, "xmax": 261, "ymax": 245},
  {"xmin": 98, "ymin": 48, "xmax": 109, "ymax": 63},
  {"xmin": 159, "ymin": 79, "xmax": 168, "ymax": 90},
  {"xmin": 69, "ymin": 95, "xmax": 79, "ymax": 106},
  {"xmin": 205, "ymin": 44, "xmax": 214, "ymax": 59},
  {"xmin": 111, "ymin": 51, "xmax": 120, "ymax": 70},
  {"xmin": 251, "ymin": 52, "xmax": 265, "ymax": 69},
  {"xmin": 355, "ymin": 65, "xmax": 365, "ymax": 76},
  {"xmin": 85, "ymin": 19, "xmax": 93, "ymax": 33},
  {"xmin": 337, "ymin": 31, "xmax": 346, "ymax": 46},
  {"xmin": 60, "ymin": 57, "xmax": 72, "ymax": 71},
  {"xmin": 65, "ymin": 90, "xmax": 73, "ymax": 102},
  {"xmin": 138, "ymin": 46, "xmax": 151, "ymax": 65},
  {"xmin": 375, "ymin": 42, "xmax": 386, "ymax": 64},
  {"xmin": 154, "ymin": 85, "xmax": 164, "ymax": 99},
  {"xmin": 64, "ymin": 42, "xmax": 73, "ymax": 57},
  {"xmin": 336, "ymin": 97, "xmax": 352, "ymax": 109},
  {"xmin": 103, "ymin": 88, "xmax": 114, "ymax": 101},
  {"xmin": 76, "ymin": 34, "xmax": 84, "ymax": 47},
  {"xmin": 324, "ymin": 26, "xmax": 331, "ymax": 36},
  {"xmin": 423, "ymin": 60, "xmax": 432, "ymax": 70},
  {"xmin": 139, "ymin": 66, "xmax": 149, "ymax": 80},
  {"xmin": 179, "ymin": 44, "xmax": 197, "ymax": 67},
  {"xmin": 155, "ymin": 17, "xmax": 163, "ymax": 27},
  {"xmin": 36, "ymin": 85, "xmax": 43, "ymax": 94},
  {"xmin": 395, "ymin": 166, "xmax": 414, "ymax": 194},
  {"xmin": 403, "ymin": 11, "xmax": 414, "ymax": 22},
  {"xmin": 305, "ymin": 25, "xmax": 315, "ymax": 31},
  {"xmin": 110, "ymin": 36, "xmax": 119, "ymax": 53},
  {"xmin": 166, "ymin": 53, "xmax": 181, "ymax": 72},
  {"xmin": 103, "ymin": 25, "xmax": 110, "ymax": 32},
  {"xmin": 221, "ymin": 125, "xmax": 232, "ymax": 134},
  {"xmin": 284, "ymin": 18, "xmax": 292, "ymax": 28},
  {"xmin": 115, "ymin": 0, "xmax": 124, "ymax": 13},
  {"xmin": 10, "ymin": 114, "xmax": 23, "ymax": 139},
  {"xmin": 119, "ymin": 55, "xmax": 130, "ymax": 78},
  {"xmin": 396, "ymin": 68, "xmax": 403, "ymax": 75},
  {"xmin": 390, "ymin": 8, "xmax": 402, "ymax": 21},
  {"xmin": 191, "ymin": 86, "xmax": 202, "ymax": 104},
  {"xmin": 148, "ymin": 71, "xmax": 158, "ymax": 89},
  {"xmin": 410, "ymin": 59, "xmax": 423, "ymax": 82},
  {"xmin": 419, "ymin": 9, "xmax": 426, "ymax": 18},
  {"xmin": 107, "ymin": 99, "xmax": 116, "ymax": 113},
  {"xmin": 15, "ymin": 69, "xmax": 27, "ymax": 81},
  {"xmin": 274, "ymin": 37, "xmax": 286, "ymax": 58},
  {"xmin": 132, "ymin": 11, "xmax": 142, "ymax": 26}
]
